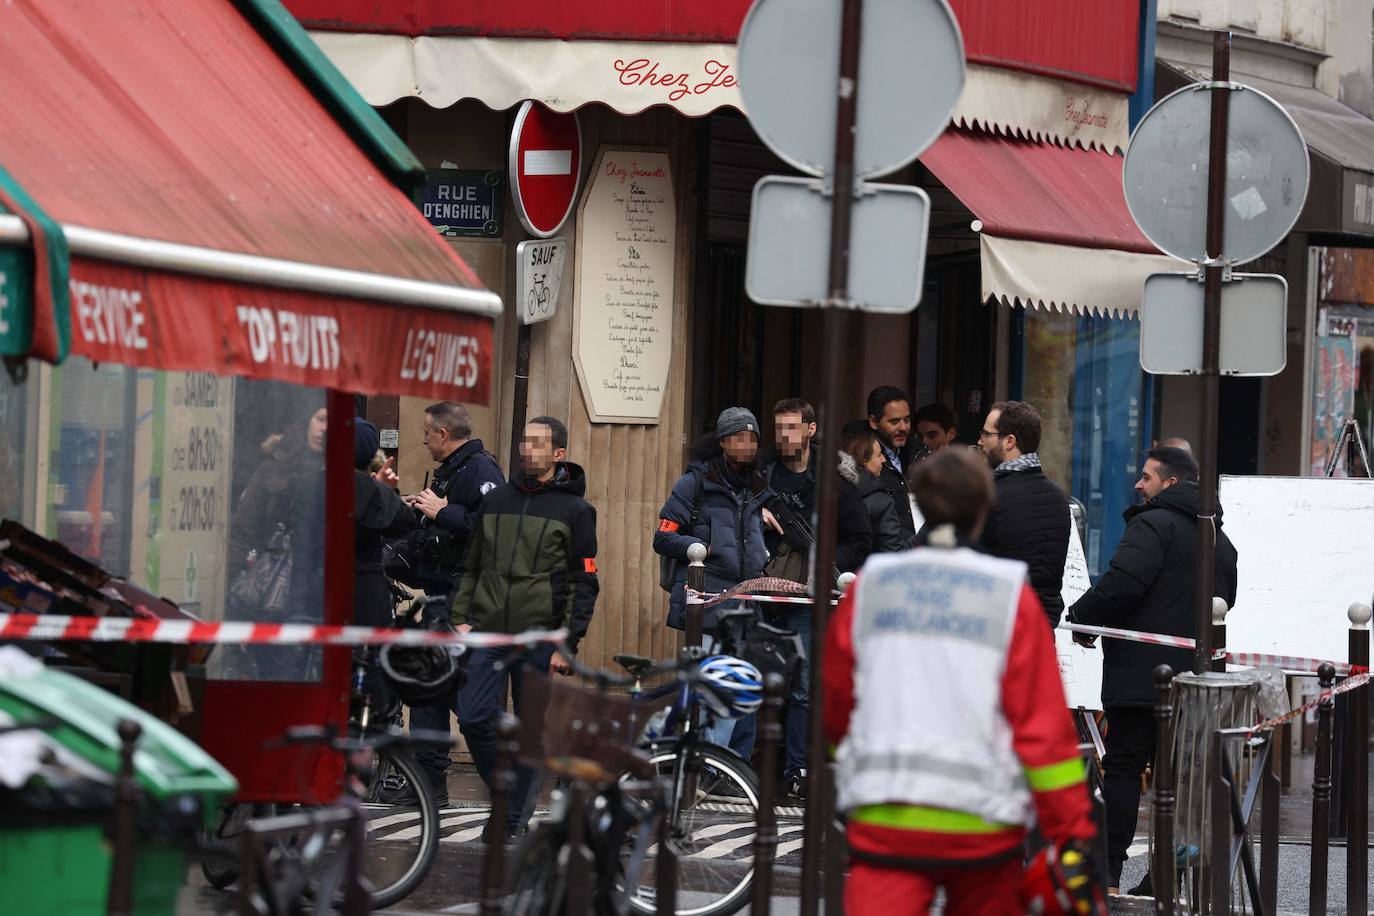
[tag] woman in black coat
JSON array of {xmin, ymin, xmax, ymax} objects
[
  {"xmin": 839, "ymin": 422, "xmax": 909, "ymax": 554},
  {"xmin": 352, "ymin": 418, "xmax": 415, "ymax": 628}
]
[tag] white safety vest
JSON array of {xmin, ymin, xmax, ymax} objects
[{"xmin": 835, "ymin": 546, "xmax": 1032, "ymax": 827}]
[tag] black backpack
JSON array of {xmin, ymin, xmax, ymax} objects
[{"xmin": 657, "ymin": 470, "xmax": 705, "ymax": 592}]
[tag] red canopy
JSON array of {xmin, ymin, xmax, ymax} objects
[
  {"xmin": 921, "ymin": 129, "xmax": 1156, "ymax": 254},
  {"xmin": 0, "ymin": 0, "xmax": 500, "ymax": 402}
]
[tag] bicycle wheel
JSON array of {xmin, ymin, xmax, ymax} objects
[
  {"xmin": 355, "ymin": 746, "xmax": 440, "ymax": 909},
  {"xmin": 503, "ymin": 823, "xmax": 565, "ymax": 916},
  {"xmin": 622, "ymin": 741, "xmax": 759, "ymax": 916}
]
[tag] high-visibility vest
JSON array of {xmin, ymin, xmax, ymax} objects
[{"xmin": 835, "ymin": 546, "xmax": 1033, "ymax": 828}]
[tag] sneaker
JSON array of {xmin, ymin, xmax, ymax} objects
[
  {"xmin": 784, "ymin": 769, "xmax": 807, "ymax": 800},
  {"xmin": 1126, "ymin": 872, "xmax": 1152, "ymax": 897},
  {"xmin": 480, "ymin": 818, "xmax": 520, "ymax": 847},
  {"xmin": 374, "ymin": 770, "xmax": 416, "ymax": 805}
]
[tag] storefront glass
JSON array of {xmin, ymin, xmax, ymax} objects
[
  {"xmin": 1023, "ymin": 311, "xmax": 1147, "ymax": 578},
  {"xmin": 0, "ymin": 359, "xmax": 326, "ymax": 681}
]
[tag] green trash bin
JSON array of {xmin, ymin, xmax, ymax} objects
[{"xmin": 0, "ymin": 648, "xmax": 237, "ymax": 916}]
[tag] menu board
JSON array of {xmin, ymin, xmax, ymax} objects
[{"xmin": 574, "ymin": 147, "xmax": 676, "ymax": 424}]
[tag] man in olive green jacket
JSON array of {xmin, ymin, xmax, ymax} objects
[{"xmin": 451, "ymin": 416, "xmax": 599, "ymax": 840}]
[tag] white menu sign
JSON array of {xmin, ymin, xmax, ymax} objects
[{"xmin": 574, "ymin": 147, "xmax": 676, "ymax": 424}]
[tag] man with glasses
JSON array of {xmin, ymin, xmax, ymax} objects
[{"xmin": 976, "ymin": 400, "xmax": 1070, "ymax": 630}]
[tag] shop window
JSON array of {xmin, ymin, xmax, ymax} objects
[
  {"xmin": 0, "ymin": 360, "xmax": 326, "ymax": 682},
  {"xmin": 1022, "ymin": 311, "xmax": 1147, "ymax": 578}
]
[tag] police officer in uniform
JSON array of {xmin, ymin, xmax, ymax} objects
[{"xmin": 389, "ymin": 400, "xmax": 503, "ymax": 806}]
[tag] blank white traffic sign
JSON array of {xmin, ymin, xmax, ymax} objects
[
  {"xmin": 746, "ymin": 176, "xmax": 929, "ymax": 313},
  {"xmin": 1139, "ymin": 272, "xmax": 1288, "ymax": 376}
]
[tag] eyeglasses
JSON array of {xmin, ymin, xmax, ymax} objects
[{"xmin": 978, "ymin": 428, "xmax": 1000, "ymax": 440}]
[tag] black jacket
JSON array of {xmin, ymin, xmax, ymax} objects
[
  {"xmin": 980, "ymin": 463, "xmax": 1071, "ymax": 628},
  {"xmin": 405, "ymin": 438, "xmax": 504, "ymax": 595},
  {"xmin": 1068, "ymin": 481, "xmax": 1239, "ymax": 707},
  {"xmin": 762, "ymin": 444, "xmax": 872, "ymax": 578},
  {"xmin": 838, "ymin": 452, "xmax": 908, "ymax": 554},
  {"xmin": 451, "ymin": 462, "xmax": 599, "ymax": 651},
  {"xmin": 354, "ymin": 472, "xmax": 415, "ymax": 628},
  {"xmin": 874, "ymin": 440, "xmax": 920, "ymax": 540},
  {"xmin": 654, "ymin": 453, "xmax": 772, "ymax": 630}
]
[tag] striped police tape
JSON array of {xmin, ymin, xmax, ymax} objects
[{"xmin": 0, "ymin": 612, "xmax": 566, "ymax": 648}]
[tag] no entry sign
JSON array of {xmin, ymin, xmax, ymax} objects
[{"xmin": 509, "ymin": 101, "xmax": 582, "ymax": 238}]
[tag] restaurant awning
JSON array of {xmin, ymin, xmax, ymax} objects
[
  {"xmin": 920, "ymin": 129, "xmax": 1186, "ymax": 317},
  {"xmin": 291, "ymin": 0, "xmax": 1135, "ymax": 151},
  {"xmin": 0, "ymin": 0, "xmax": 501, "ymax": 403}
]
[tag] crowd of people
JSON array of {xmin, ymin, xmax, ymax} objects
[{"xmin": 294, "ymin": 385, "xmax": 1237, "ymax": 905}]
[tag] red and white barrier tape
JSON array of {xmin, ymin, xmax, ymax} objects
[
  {"xmin": 688, "ymin": 577, "xmax": 839, "ymax": 609},
  {"xmin": 1247, "ymin": 672, "xmax": 1372, "ymax": 736},
  {"xmin": 0, "ymin": 613, "xmax": 567, "ymax": 648},
  {"xmin": 1059, "ymin": 623, "xmax": 1361, "ymax": 676}
]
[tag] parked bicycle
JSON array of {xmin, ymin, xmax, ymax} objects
[
  {"xmin": 201, "ymin": 596, "xmax": 464, "ymax": 909},
  {"xmin": 502, "ymin": 641, "xmax": 766, "ymax": 916}
]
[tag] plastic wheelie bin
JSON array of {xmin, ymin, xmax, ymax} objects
[{"xmin": 0, "ymin": 647, "xmax": 237, "ymax": 915}]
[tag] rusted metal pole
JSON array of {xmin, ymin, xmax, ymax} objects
[
  {"xmin": 106, "ymin": 719, "xmax": 142, "ymax": 916},
  {"xmin": 1152, "ymin": 665, "xmax": 1176, "ymax": 915},
  {"xmin": 752, "ymin": 673, "xmax": 787, "ymax": 915},
  {"xmin": 479, "ymin": 714, "xmax": 519, "ymax": 916},
  {"xmin": 1209, "ymin": 731, "xmax": 1232, "ymax": 915},
  {"xmin": 1259, "ymin": 731, "xmax": 1279, "ymax": 914},
  {"xmin": 799, "ymin": 0, "xmax": 863, "ymax": 910},
  {"xmin": 1311, "ymin": 663, "xmax": 1336, "ymax": 916},
  {"xmin": 1346, "ymin": 602, "xmax": 1370, "ymax": 915},
  {"xmin": 1192, "ymin": 29, "xmax": 1232, "ymax": 675},
  {"xmin": 508, "ymin": 322, "xmax": 532, "ymax": 474}
]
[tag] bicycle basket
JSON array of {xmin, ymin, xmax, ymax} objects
[{"xmin": 515, "ymin": 673, "xmax": 651, "ymax": 785}]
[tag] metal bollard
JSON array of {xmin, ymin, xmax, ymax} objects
[
  {"xmin": 106, "ymin": 719, "xmax": 142, "ymax": 916},
  {"xmin": 752, "ymin": 673, "xmax": 788, "ymax": 916},
  {"xmin": 654, "ymin": 783, "xmax": 677, "ymax": 916},
  {"xmin": 836, "ymin": 571, "xmax": 857, "ymax": 594},
  {"xmin": 685, "ymin": 543, "xmax": 707, "ymax": 649},
  {"xmin": 1209, "ymin": 730, "xmax": 1231, "ymax": 916},
  {"xmin": 479, "ymin": 714, "xmax": 519, "ymax": 916},
  {"xmin": 1259, "ymin": 729, "xmax": 1279, "ymax": 913},
  {"xmin": 1311, "ymin": 663, "xmax": 1336, "ymax": 916},
  {"xmin": 1209, "ymin": 598, "xmax": 1229, "ymax": 674},
  {"xmin": 1152, "ymin": 665, "xmax": 1176, "ymax": 916},
  {"xmin": 823, "ymin": 781, "xmax": 847, "ymax": 916},
  {"xmin": 1346, "ymin": 602, "xmax": 1370, "ymax": 916}
]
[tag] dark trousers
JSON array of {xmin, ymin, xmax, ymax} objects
[
  {"xmin": 772, "ymin": 606, "xmax": 811, "ymax": 778},
  {"xmin": 1101, "ymin": 705, "xmax": 1156, "ymax": 885},
  {"xmin": 458, "ymin": 644, "xmax": 554, "ymax": 831},
  {"xmin": 412, "ymin": 693, "xmax": 458, "ymax": 776}
]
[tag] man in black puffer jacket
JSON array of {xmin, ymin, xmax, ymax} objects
[
  {"xmin": 1066, "ymin": 446, "xmax": 1238, "ymax": 892},
  {"xmin": 977, "ymin": 401, "xmax": 1070, "ymax": 629}
]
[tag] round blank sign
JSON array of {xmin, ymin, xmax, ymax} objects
[
  {"xmin": 1123, "ymin": 83, "xmax": 1309, "ymax": 265},
  {"xmin": 737, "ymin": 0, "xmax": 965, "ymax": 180}
]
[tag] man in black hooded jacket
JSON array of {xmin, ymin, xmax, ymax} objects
[{"xmin": 1067, "ymin": 446, "xmax": 1238, "ymax": 893}]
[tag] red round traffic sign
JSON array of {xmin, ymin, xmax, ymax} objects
[{"xmin": 509, "ymin": 101, "xmax": 583, "ymax": 238}]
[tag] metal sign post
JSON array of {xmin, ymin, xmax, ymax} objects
[{"xmin": 1194, "ymin": 31, "xmax": 1232, "ymax": 674}]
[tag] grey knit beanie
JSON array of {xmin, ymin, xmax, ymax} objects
[{"xmin": 715, "ymin": 407, "xmax": 760, "ymax": 441}]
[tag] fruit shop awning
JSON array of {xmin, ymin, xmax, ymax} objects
[
  {"xmin": 921, "ymin": 129, "xmax": 1185, "ymax": 317},
  {"xmin": 0, "ymin": 0, "xmax": 501, "ymax": 403}
]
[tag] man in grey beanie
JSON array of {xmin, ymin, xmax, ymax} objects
[{"xmin": 654, "ymin": 406, "xmax": 773, "ymax": 759}]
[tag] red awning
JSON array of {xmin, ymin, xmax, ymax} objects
[
  {"xmin": 0, "ymin": 0, "xmax": 500, "ymax": 402},
  {"xmin": 920, "ymin": 130, "xmax": 1184, "ymax": 316}
]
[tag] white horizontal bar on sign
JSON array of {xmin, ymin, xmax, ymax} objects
[
  {"xmin": 0, "ymin": 216, "xmax": 503, "ymax": 318},
  {"xmin": 524, "ymin": 149, "xmax": 573, "ymax": 176}
]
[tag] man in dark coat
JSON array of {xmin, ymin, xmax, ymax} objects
[
  {"xmin": 453, "ymin": 416, "xmax": 600, "ymax": 840},
  {"xmin": 763, "ymin": 398, "xmax": 872, "ymax": 798},
  {"xmin": 866, "ymin": 386, "xmax": 920, "ymax": 541},
  {"xmin": 399, "ymin": 401, "xmax": 504, "ymax": 805},
  {"xmin": 977, "ymin": 400, "xmax": 1071, "ymax": 628},
  {"xmin": 1067, "ymin": 446, "xmax": 1239, "ymax": 892}
]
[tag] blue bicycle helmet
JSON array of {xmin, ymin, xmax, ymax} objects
[{"xmin": 696, "ymin": 655, "xmax": 764, "ymax": 719}]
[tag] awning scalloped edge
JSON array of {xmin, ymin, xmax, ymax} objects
[
  {"xmin": 950, "ymin": 113, "xmax": 1120, "ymax": 156},
  {"xmin": 987, "ymin": 291, "xmax": 1138, "ymax": 320}
]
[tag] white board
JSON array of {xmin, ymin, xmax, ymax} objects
[
  {"xmin": 1220, "ymin": 475, "xmax": 1374, "ymax": 664},
  {"xmin": 1057, "ymin": 516, "xmax": 1103, "ymax": 710}
]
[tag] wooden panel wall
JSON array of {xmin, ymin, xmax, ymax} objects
[{"xmin": 403, "ymin": 99, "xmax": 699, "ymax": 673}]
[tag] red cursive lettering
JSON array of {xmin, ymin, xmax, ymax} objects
[{"xmin": 613, "ymin": 57, "xmax": 738, "ymax": 103}]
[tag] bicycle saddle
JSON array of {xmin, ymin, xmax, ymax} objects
[{"xmin": 613, "ymin": 654, "xmax": 655, "ymax": 678}]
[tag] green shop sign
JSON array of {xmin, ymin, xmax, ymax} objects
[{"xmin": 0, "ymin": 245, "xmax": 31, "ymax": 356}]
